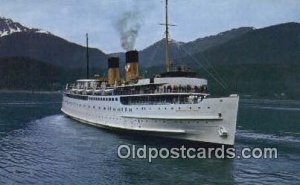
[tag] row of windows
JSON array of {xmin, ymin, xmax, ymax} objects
[
  {"xmin": 89, "ymin": 97, "xmax": 118, "ymax": 102},
  {"xmin": 65, "ymin": 101, "xmax": 132, "ymax": 112},
  {"xmin": 64, "ymin": 103, "xmax": 219, "ymax": 119},
  {"xmin": 65, "ymin": 93, "xmax": 88, "ymax": 100},
  {"xmin": 65, "ymin": 93, "xmax": 120, "ymax": 102},
  {"xmin": 65, "ymin": 100, "xmax": 211, "ymax": 111}
]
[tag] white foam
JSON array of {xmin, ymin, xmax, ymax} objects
[{"xmin": 237, "ymin": 129, "xmax": 300, "ymax": 144}]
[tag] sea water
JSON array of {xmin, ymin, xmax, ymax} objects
[{"xmin": 0, "ymin": 93, "xmax": 299, "ymax": 184}]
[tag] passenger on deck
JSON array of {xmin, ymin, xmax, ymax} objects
[{"xmin": 194, "ymin": 86, "xmax": 199, "ymax": 93}]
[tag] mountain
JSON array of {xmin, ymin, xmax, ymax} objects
[
  {"xmin": 0, "ymin": 57, "xmax": 63, "ymax": 90},
  {"xmin": 0, "ymin": 17, "xmax": 299, "ymax": 99},
  {"xmin": 125, "ymin": 27, "xmax": 253, "ymax": 67},
  {"xmin": 137, "ymin": 22, "xmax": 300, "ymax": 68},
  {"xmin": 140, "ymin": 23, "xmax": 300, "ymax": 99},
  {"xmin": 0, "ymin": 56, "xmax": 93, "ymax": 90},
  {"xmin": 138, "ymin": 39, "xmax": 184, "ymax": 67},
  {"xmin": 0, "ymin": 16, "xmax": 50, "ymax": 37},
  {"xmin": 178, "ymin": 22, "xmax": 300, "ymax": 99},
  {"xmin": 188, "ymin": 22, "xmax": 300, "ymax": 66},
  {"xmin": 0, "ymin": 17, "xmax": 107, "ymax": 69},
  {"xmin": 181, "ymin": 27, "xmax": 254, "ymax": 56}
]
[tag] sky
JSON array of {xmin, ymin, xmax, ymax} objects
[{"xmin": 0, "ymin": 0, "xmax": 300, "ymax": 53}]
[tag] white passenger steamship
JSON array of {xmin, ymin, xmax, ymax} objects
[{"xmin": 61, "ymin": 0, "xmax": 239, "ymax": 146}]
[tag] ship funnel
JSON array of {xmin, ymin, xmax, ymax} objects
[
  {"xmin": 125, "ymin": 50, "xmax": 139, "ymax": 81},
  {"xmin": 107, "ymin": 57, "xmax": 120, "ymax": 85}
]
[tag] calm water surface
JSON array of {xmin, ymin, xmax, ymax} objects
[{"xmin": 0, "ymin": 93, "xmax": 299, "ymax": 184}]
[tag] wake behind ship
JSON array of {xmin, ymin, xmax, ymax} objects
[{"xmin": 61, "ymin": 0, "xmax": 239, "ymax": 146}]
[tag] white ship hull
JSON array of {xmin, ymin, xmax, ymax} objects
[
  {"xmin": 61, "ymin": 0, "xmax": 240, "ymax": 146},
  {"xmin": 61, "ymin": 94, "xmax": 239, "ymax": 146}
]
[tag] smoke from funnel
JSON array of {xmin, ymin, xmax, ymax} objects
[{"xmin": 115, "ymin": 9, "xmax": 142, "ymax": 51}]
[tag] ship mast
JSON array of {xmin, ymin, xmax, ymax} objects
[
  {"xmin": 165, "ymin": 0, "xmax": 170, "ymax": 72},
  {"xmin": 86, "ymin": 33, "xmax": 90, "ymax": 79}
]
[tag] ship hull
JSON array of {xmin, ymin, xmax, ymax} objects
[{"xmin": 61, "ymin": 94, "xmax": 239, "ymax": 146}]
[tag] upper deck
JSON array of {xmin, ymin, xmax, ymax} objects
[{"xmin": 65, "ymin": 76, "xmax": 208, "ymax": 97}]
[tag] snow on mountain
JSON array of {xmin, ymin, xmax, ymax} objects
[{"xmin": 0, "ymin": 17, "xmax": 50, "ymax": 37}]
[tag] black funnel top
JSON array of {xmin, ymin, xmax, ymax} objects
[
  {"xmin": 125, "ymin": 50, "xmax": 139, "ymax": 63},
  {"xmin": 108, "ymin": 57, "xmax": 119, "ymax": 68}
]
